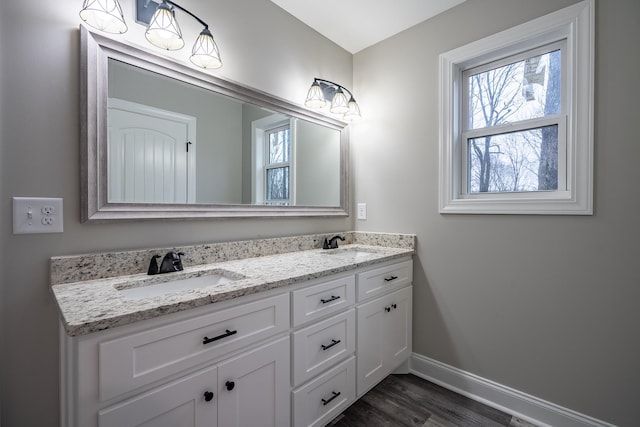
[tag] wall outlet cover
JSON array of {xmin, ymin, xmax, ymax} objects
[{"xmin": 13, "ymin": 197, "xmax": 64, "ymax": 234}]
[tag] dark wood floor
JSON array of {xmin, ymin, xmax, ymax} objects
[{"xmin": 328, "ymin": 374, "xmax": 538, "ymax": 427}]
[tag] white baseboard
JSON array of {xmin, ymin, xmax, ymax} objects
[{"xmin": 409, "ymin": 353, "xmax": 616, "ymax": 427}]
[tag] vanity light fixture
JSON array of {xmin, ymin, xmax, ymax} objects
[
  {"xmin": 305, "ymin": 78, "xmax": 362, "ymax": 122},
  {"xmin": 143, "ymin": 0, "xmax": 222, "ymax": 69},
  {"xmin": 79, "ymin": 0, "xmax": 223, "ymax": 69}
]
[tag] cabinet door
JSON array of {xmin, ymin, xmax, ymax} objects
[
  {"xmin": 98, "ymin": 365, "xmax": 217, "ymax": 427},
  {"xmin": 217, "ymin": 336, "xmax": 290, "ymax": 427},
  {"xmin": 384, "ymin": 286, "xmax": 412, "ymax": 370},
  {"xmin": 356, "ymin": 286, "xmax": 412, "ymax": 396},
  {"xmin": 356, "ymin": 293, "xmax": 387, "ymax": 395}
]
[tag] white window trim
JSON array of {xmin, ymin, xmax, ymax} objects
[{"xmin": 439, "ymin": 0, "xmax": 594, "ymax": 214}]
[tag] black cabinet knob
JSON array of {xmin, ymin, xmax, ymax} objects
[
  {"xmin": 226, "ymin": 380, "xmax": 235, "ymax": 391},
  {"xmin": 203, "ymin": 391, "xmax": 214, "ymax": 402}
]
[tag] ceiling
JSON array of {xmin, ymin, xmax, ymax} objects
[{"xmin": 269, "ymin": 0, "xmax": 467, "ymax": 54}]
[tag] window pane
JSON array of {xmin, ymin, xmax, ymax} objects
[
  {"xmin": 266, "ymin": 167, "xmax": 289, "ymax": 200},
  {"xmin": 268, "ymin": 128, "xmax": 290, "ymax": 164},
  {"xmin": 468, "ymin": 125, "xmax": 558, "ymax": 193},
  {"xmin": 468, "ymin": 49, "xmax": 561, "ymax": 130}
]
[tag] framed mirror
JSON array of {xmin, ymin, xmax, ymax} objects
[{"xmin": 80, "ymin": 26, "xmax": 349, "ymax": 222}]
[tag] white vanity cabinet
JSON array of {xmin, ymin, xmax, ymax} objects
[
  {"xmin": 356, "ymin": 260, "xmax": 413, "ymax": 396},
  {"xmin": 290, "ymin": 274, "xmax": 357, "ymax": 427},
  {"xmin": 61, "ymin": 293, "xmax": 291, "ymax": 427},
  {"xmin": 60, "ymin": 255, "xmax": 413, "ymax": 427},
  {"xmin": 97, "ymin": 337, "xmax": 289, "ymax": 427},
  {"xmin": 290, "ymin": 258, "xmax": 413, "ymax": 426}
]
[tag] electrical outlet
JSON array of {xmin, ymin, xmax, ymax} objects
[
  {"xmin": 13, "ymin": 197, "xmax": 64, "ymax": 234},
  {"xmin": 41, "ymin": 205, "xmax": 56, "ymax": 215},
  {"xmin": 357, "ymin": 203, "xmax": 367, "ymax": 220}
]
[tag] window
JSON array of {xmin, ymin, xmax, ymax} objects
[
  {"xmin": 265, "ymin": 125, "xmax": 291, "ymax": 205},
  {"xmin": 464, "ymin": 44, "xmax": 564, "ymax": 194},
  {"xmin": 251, "ymin": 114, "xmax": 296, "ymax": 205},
  {"xmin": 439, "ymin": 0, "xmax": 593, "ymax": 214}
]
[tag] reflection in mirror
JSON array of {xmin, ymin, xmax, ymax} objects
[
  {"xmin": 108, "ymin": 59, "xmax": 340, "ymax": 206},
  {"xmin": 81, "ymin": 26, "xmax": 348, "ymax": 221}
]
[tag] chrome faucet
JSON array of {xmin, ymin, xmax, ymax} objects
[
  {"xmin": 148, "ymin": 251, "xmax": 185, "ymax": 275},
  {"xmin": 323, "ymin": 235, "xmax": 345, "ymax": 249}
]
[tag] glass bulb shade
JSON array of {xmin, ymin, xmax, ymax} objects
[
  {"xmin": 305, "ymin": 82, "xmax": 327, "ymax": 109},
  {"xmin": 329, "ymin": 88, "xmax": 349, "ymax": 114},
  {"xmin": 190, "ymin": 28, "xmax": 223, "ymax": 69},
  {"xmin": 145, "ymin": 3, "xmax": 184, "ymax": 50},
  {"xmin": 80, "ymin": 0, "xmax": 127, "ymax": 34},
  {"xmin": 343, "ymin": 98, "xmax": 362, "ymax": 122}
]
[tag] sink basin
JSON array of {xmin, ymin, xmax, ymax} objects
[
  {"xmin": 117, "ymin": 272, "xmax": 241, "ymax": 300},
  {"xmin": 322, "ymin": 247, "xmax": 379, "ymax": 259}
]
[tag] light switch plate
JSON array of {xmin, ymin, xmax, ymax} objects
[
  {"xmin": 357, "ymin": 203, "xmax": 367, "ymax": 220},
  {"xmin": 13, "ymin": 197, "xmax": 64, "ymax": 234}
]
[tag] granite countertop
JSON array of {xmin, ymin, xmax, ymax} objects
[{"xmin": 52, "ymin": 242, "xmax": 414, "ymax": 337}]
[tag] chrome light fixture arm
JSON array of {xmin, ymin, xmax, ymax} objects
[
  {"xmin": 154, "ymin": 0, "xmax": 208, "ymax": 29},
  {"xmin": 313, "ymin": 78, "xmax": 356, "ymax": 100}
]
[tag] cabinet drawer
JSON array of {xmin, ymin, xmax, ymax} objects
[
  {"xmin": 98, "ymin": 293, "xmax": 289, "ymax": 401},
  {"xmin": 357, "ymin": 259, "xmax": 412, "ymax": 301},
  {"xmin": 292, "ymin": 275, "xmax": 355, "ymax": 326},
  {"xmin": 292, "ymin": 309, "xmax": 355, "ymax": 386},
  {"xmin": 292, "ymin": 356, "xmax": 356, "ymax": 427},
  {"xmin": 98, "ymin": 364, "xmax": 218, "ymax": 427}
]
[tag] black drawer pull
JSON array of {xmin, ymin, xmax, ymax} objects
[
  {"xmin": 322, "ymin": 391, "xmax": 341, "ymax": 406},
  {"xmin": 203, "ymin": 329, "xmax": 237, "ymax": 345},
  {"xmin": 384, "ymin": 275, "xmax": 399, "ymax": 282},
  {"xmin": 203, "ymin": 391, "xmax": 214, "ymax": 402},
  {"xmin": 321, "ymin": 339, "xmax": 341, "ymax": 351},
  {"xmin": 320, "ymin": 295, "xmax": 341, "ymax": 304}
]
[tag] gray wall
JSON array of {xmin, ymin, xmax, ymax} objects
[
  {"xmin": 352, "ymin": 0, "xmax": 640, "ymax": 425},
  {"xmin": 241, "ymin": 103, "xmax": 274, "ymax": 204},
  {"xmin": 0, "ymin": 0, "xmax": 352, "ymax": 425},
  {"xmin": 295, "ymin": 120, "xmax": 341, "ymax": 206}
]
